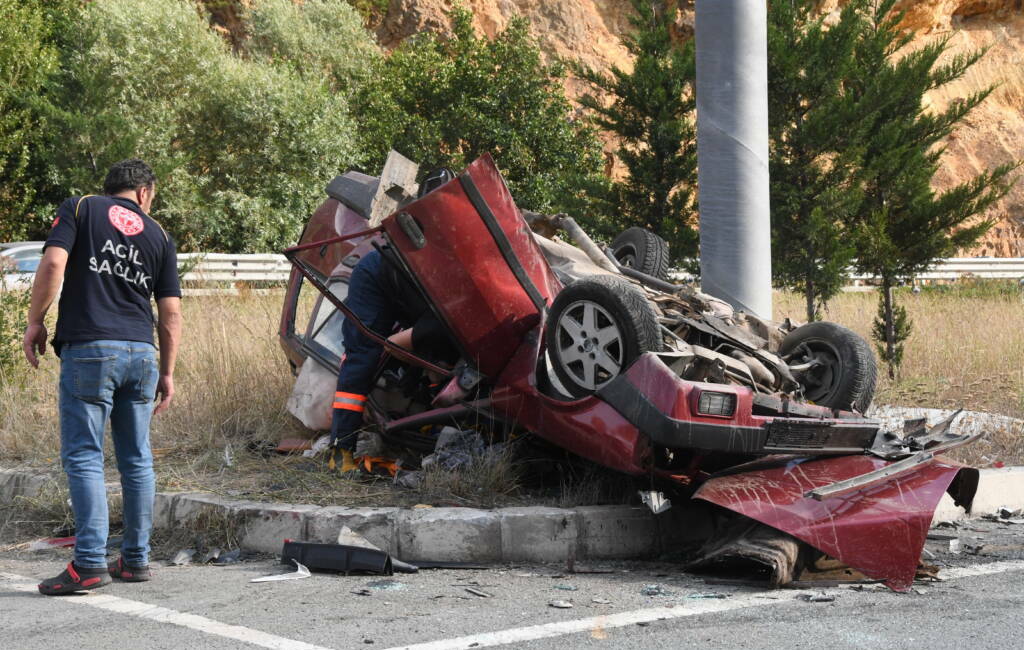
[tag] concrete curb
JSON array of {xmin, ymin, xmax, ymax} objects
[{"xmin": 5, "ymin": 466, "xmax": 1024, "ymax": 562}]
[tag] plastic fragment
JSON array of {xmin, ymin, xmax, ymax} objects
[
  {"xmin": 198, "ymin": 548, "xmax": 222, "ymax": 564},
  {"xmin": 168, "ymin": 549, "xmax": 195, "ymax": 566},
  {"xmin": 592, "ymin": 597, "xmax": 611, "ymax": 604},
  {"xmin": 213, "ymin": 548, "xmax": 241, "ymax": 565},
  {"xmin": 367, "ymin": 580, "xmax": 406, "ymax": 591},
  {"xmin": 640, "ymin": 584, "xmax": 671, "ymax": 597},
  {"xmin": 554, "ymin": 584, "xmax": 578, "ymax": 591},
  {"xmin": 800, "ymin": 592, "xmax": 835, "ymax": 603},
  {"xmin": 28, "ymin": 537, "xmax": 76, "ymax": 551},
  {"xmin": 250, "ymin": 559, "xmax": 311, "ymax": 583},
  {"xmin": 638, "ymin": 490, "xmax": 671, "ymax": 515},
  {"xmin": 687, "ymin": 592, "xmax": 728, "ymax": 599},
  {"xmin": 949, "ymin": 539, "xmax": 961, "ymax": 554},
  {"xmin": 549, "ymin": 600, "xmax": 574, "ymax": 609}
]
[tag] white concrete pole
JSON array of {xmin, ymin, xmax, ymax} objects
[{"xmin": 695, "ymin": 0, "xmax": 773, "ymax": 318}]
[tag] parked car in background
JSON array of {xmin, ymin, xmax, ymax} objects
[{"xmin": 0, "ymin": 241, "xmax": 44, "ymax": 291}]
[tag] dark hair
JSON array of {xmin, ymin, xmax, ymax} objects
[{"xmin": 103, "ymin": 158, "xmax": 156, "ymax": 194}]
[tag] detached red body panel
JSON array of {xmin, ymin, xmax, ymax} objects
[{"xmin": 693, "ymin": 455, "xmax": 969, "ymax": 591}]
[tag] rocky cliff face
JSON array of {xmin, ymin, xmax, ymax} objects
[{"xmin": 375, "ymin": 0, "xmax": 1024, "ymax": 256}]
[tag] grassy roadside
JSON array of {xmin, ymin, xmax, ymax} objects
[{"xmin": 1, "ymin": 284, "xmax": 1021, "ymax": 528}]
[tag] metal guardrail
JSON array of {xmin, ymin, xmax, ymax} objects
[
  {"xmin": 177, "ymin": 253, "xmax": 292, "ymax": 283},
  {"xmin": 9, "ymin": 254, "xmax": 1024, "ymax": 293}
]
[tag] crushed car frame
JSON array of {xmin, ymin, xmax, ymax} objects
[{"xmin": 281, "ymin": 153, "xmax": 979, "ymax": 591}]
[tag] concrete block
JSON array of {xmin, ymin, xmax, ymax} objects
[
  {"xmin": 0, "ymin": 468, "xmax": 50, "ymax": 503},
  {"xmin": 237, "ymin": 503, "xmax": 320, "ymax": 554},
  {"xmin": 655, "ymin": 501, "xmax": 718, "ymax": 551},
  {"xmin": 397, "ymin": 508, "xmax": 501, "ymax": 563},
  {"xmin": 171, "ymin": 493, "xmax": 238, "ymax": 523},
  {"xmin": 970, "ymin": 467, "xmax": 1024, "ymax": 515},
  {"xmin": 152, "ymin": 492, "xmax": 176, "ymax": 530},
  {"xmin": 498, "ymin": 507, "xmax": 578, "ymax": 563},
  {"xmin": 577, "ymin": 505, "xmax": 658, "ymax": 559},
  {"xmin": 306, "ymin": 506, "xmax": 399, "ymax": 555}
]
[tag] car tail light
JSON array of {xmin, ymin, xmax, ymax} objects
[{"xmin": 697, "ymin": 390, "xmax": 737, "ymax": 417}]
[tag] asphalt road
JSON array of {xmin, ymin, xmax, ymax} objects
[{"xmin": 2, "ymin": 522, "xmax": 1023, "ymax": 650}]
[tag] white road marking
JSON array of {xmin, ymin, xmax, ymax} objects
[
  {"xmin": 383, "ymin": 559, "xmax": 1024, "ymax": 650},
  {"xmin": 0, "ymin": 572, "xmax": 332, "ymax": 650},
  {"xmin": 4, "ymin": 559, "xmax": 1024, "ymax": 650}
]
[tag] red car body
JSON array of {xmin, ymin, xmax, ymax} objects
[{"xmin": 282, "ymin": 154, "xmax": 978, "ymax": 590}]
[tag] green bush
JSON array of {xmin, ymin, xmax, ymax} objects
[
  {"xmin": 245, "ymin": 0, "xmax": 380, "ymax": 94},
  {"xmin": 0, "ymin": 0, "xmax": 62, "ymax": 242},
  {"xmin": 354, "ymin": 7, "xmax": 607, "ymax": 219},
  {"xmin": 36, "ymin": 0, "xmax": 369, "ymax": 252}
]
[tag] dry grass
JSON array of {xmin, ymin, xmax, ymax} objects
[
  {"xmin": 2, "ymin": 284, "xmax": 1022, "ymax": 512},
  {"xmin": 0, "ymin": 290, "xmax": 304, "ymax": 464},
  {"xmin": 775, "ymin": 285, "xmax": 1024, "ymax": 464}
]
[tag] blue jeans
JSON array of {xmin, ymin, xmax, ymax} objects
[{"xmin": 59, "ymin": 340, "xmax": 158, "ymax": 569}]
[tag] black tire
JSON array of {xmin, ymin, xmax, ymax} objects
[
  {"xmin": 546, "ymin": 275, "xmax": 662, "ymax": 398},
  {"xmin": 610, "ymin": 227, "xmax": 671, "ymax": 280},
  {"xmin": 779, "ymin": 322, "xmax": 877, "ymax": 413}
]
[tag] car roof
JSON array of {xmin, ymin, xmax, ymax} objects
[
  {"xmin": 0, "ymin": 241, "xmax": 45, "ymax": 250},
  {"xmin": 0, "ymin": 242, "xmax": 45, "ymax": 256}
]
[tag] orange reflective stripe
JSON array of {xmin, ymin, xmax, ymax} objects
[
  {"xmin": 334, "ymin": 391, "xmax": 366, "ymax": 402},
  {"xmin": 332, "ymin": 401, "xmax": 365, "ymax": 412}
]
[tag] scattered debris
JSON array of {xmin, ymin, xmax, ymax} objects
[
  {"xmin": 27, "ymin": 537, "xmax": 76, "ymax": 551},
  {"xmin": 168, "ymin": 548, "xmax": 196, "ymax": 566},
  {"xmin": 915, "ymin": 563, "xmax": 941, "ymax": 581},
  {"xmin": 592, "ymin": 597, "xmax": 611, "ymax": 605},
  {"xmin": 554, "ymin": 584, "xmax": 578, "ymax": 591},
  {"xmin": 465, "ymin": 587, "xmax": 493, "ymax": 598},
  {"xmin": 251, "ymin": 559, "xmax": 311, "ymax": 583},
  {"xmin": 281, "ymin": 540, "xmax": 409, "ymax": 575},
  {"xmin": 301, "ymin": 434, "xmax": 331, "ymax": 458},
  {"xmin": 367, "ymin": 580, "xmax": 406, "ymax": 591},
  {"xmin": 549, "ymin": 600, "xmax": 574, "ymax": 609},
  {"xmin": 422, "ymin": 427, "xmax": 486, "ymax": 472},
  {"xmin": 949, "ymin": 539, "xmax": 961, "ymax": 555},
  {"xmin": 638, "ymin": 490, "xmax": 671, "ymax": 515},
  {"xmin": 926, "ymin": 531, "xmax": 958, "ymax": 541},
  {"xmin": 640, "ymin": 584, "xmax": 672, "ymax": 597},
  {"xmin": 799, "ymin": 592, "xmax": 836, "ymax": 603},
  {"xmin": 212, "ymin": 549, "xmax": 242, "ymax": 565},
  {"xmin": 913, "ymin": 588, "xmax": 929, "ymax": 595},
  {"xmin": 198, "ymin": 548, "xmax": 222, "ymax": 564},
  {"xmin": 687, "ymin": 593, "xmax": 728, "ymax": 600},
  {"xmin": 998, "ymin": 507, "xmax": 1022, "ymax": 519},
  {"xmin": 352, "ymin": 588, "xmax": 372, "ymax": 596}
]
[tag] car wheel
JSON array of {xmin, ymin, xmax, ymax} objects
[
  {"xmin": 780, "ymin": 321, "xmax": 877, "ymax": 413},
  {"xmin": 610, "ymin": 227, "xmax": 671, "ymax": 280},
  {"xmin": 546, "ymin": 275, "xmax": 662, "ymax": 398}
]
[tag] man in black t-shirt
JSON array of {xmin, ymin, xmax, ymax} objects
[{"xmin": 23, "ymin": 159, "xmax": 183, "ymax": 595}]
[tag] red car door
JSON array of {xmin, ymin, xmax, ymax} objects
[{"xmin": 383, "ymin": 154, "xmax": 561, "ymax": 379}]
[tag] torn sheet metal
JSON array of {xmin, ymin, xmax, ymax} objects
[
  {"xmin": 251, "ymin": 559, "xmax": 311, "ymax": 583},
  {"xmin": 639, "ymin": 490, "xmax": 672, "ymax": 515},
  {"xmin": 693, "ymin": 454, "xmax": 978, "ymax": 591}
]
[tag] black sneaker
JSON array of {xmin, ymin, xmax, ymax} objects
[
  {"xmin": 38, "ymin": 562, "xmax": 111, "ymax": 595},
  {"xmin": 108, "ymin": 556, "xmax": 152, "ymax": 582}
]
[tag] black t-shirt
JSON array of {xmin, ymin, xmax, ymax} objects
[{"xmin": 44, "ymin": 195, "xmax": 181, "ymax": 349}]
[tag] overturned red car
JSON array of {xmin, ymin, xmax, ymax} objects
[{"xmin": 280, "ymin": 153, "xmax": 979, "ymax": 591}]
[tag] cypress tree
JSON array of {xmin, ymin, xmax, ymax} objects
[
  {"xmin": 574, "ymin": 0, "xmax": 698, "ymax": 262},
  {"xmin": 842, "ymin": 0, "xmax": 1017, "ymax": 378},
  {"xmin": 767, "ymin": 0, "xmax": 867, "ymax": 321}
]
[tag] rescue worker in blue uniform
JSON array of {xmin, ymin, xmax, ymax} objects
[{"xmin": 328, "ymin": 168, "xmax": 456, "ymax": 473}]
